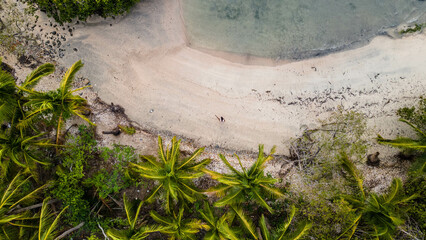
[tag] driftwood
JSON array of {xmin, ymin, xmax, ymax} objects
[
  {"xmin": 9, "ymin": 199, "xmax": 58, "ymax": 214},
  {"xmin": 55, "ymin": 222, "xmax": 85, "ymax": 240}
]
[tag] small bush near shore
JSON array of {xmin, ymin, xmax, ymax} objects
[{"xmin": 25, "ymin": 0, "xmax": 141, "ymax": 23}]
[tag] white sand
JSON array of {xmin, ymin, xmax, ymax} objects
[{"xmin": 57, "ymin": 0, "xmax": 426, "ymax": 153}]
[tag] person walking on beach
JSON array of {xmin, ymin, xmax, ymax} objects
[{"xmin": 215, "ymin": 115, "xmax": 225, "ymax": 122}]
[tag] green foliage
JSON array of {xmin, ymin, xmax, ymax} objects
[
  {"xmin": 150, "ymin": 208, "xmax": 209, "ymax": 240},
  {"xmin": 85, "ymin": 145, "xmax": 137, "ymax": 199},
  {"xmin": 400, "ymin": 23, "xmax": 425, "ymax": 34},
  {"xmin": 25, "ymin": 0, "xmax": 141, "ymax": 23},
  {"xmin": 131, "ymin": 136, "xmax": 210, "ymax": 213},
  {"xmin": 87, "ymin": 234, "xmax": 102, "ymax": 240},
  {"xmin": 198, "ymin": 202, "xmax": 240, "ymax": 240},
  {"xmin": 404, "ymin": 155, "xmax": 426, "ymax": 233},
  {"xmin": 204, "ymin": 145, "xmax": 283, "ymax": 213},
  {"xmin": 37, "ymin": 197, "xmax": 68, "ymax": 240},
  {"xmin": 51, "ymin": 125, "xmax": 96, "ymax": 225},
  {"xmin": 0, "ymin": 62, "xmax": 18, "ymax": 122},
  {"xmin": 378, "ymin": 97, "xmax": 426, "ymax": 151},
  {"xmin": 295, "ymin": 194, "xmax": 357, "ymax": 239},
  {"xmin": 18, "ymin": 60, "xmax": 93, "ymax": 144},
  {"xmin": 106, "ymin": 193, "xmax": 163, "ymax": 240},
  {"xmin": 0, "ymin": 172, "xmax": 47, "ymax": 239},
  {"xmin": 118, "ymin": 125, "xmax": 136, "ymax": 135},
  {"xmin": 259, "ymin": 205, "xmax": 312, "ymax": 240},
  {"xmin": 0, "ymin": 131, "xmax": 52, "ymax": 176},
  {"xmin": 337, "ymin": 154, "xmax": 417, "ymax": 239}
]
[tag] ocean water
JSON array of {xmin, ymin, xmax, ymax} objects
[{"xmin": 182, "ymin": 0, "xmax": 426, "ymax": 59}]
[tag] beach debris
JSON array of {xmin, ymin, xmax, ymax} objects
[
  {"xmin": 149, "ymin": 109, "xmax": 154, "ymax": 113},
  {"xmin": 110, "ymin": 102, "xmax": 125, "ymax": 114},
  {"xmin": 102, "ymin": 128, "xmax": 121, "ymax": 136},
  {"xmin": 366, "ymin": 152, "xmax": 381, "ymax": 167}
]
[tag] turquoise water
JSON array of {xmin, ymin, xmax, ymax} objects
[{"xmin": 182, "ymin": 0, "xmax": 426, "ymax": 59}]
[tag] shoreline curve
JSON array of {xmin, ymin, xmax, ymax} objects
[{"xmin": 57, "ymin": 0, "xmax": 426, "ymax": 153}]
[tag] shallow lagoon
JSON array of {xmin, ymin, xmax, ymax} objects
[{"xmin": 182, "ymin": 0, "xmax": 426, "ymax": 59}]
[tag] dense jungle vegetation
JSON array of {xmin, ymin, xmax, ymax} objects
[
  {"xmin": 0, "ymin": 60, "xmax": 425, "ymax": 239},
  {"xmin": 23, "ymin": 0, "xmax": 141, "ymax": 23}
]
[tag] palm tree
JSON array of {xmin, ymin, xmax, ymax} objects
[
  {"xmin": 0, "ymin": 63, "xmax": 19, "ymax": 123},
  {"xmin": 377, "ymin": 97, "xmax": 425, "ymax": 151},
  {"xmin": 0, "ymin": 129, "xmax": 53, "ymax": 177},
  {"xmin": 150, "ymin": 208, "xmax": 209, "ymax": 240},
  {"xmin": 0, "ymin": 172, "xmax": 47, "ymax": 239},
  {"xmin": 336, "ymin": 153, "xmax": 417, "ymax": 239},
  {"xmin": 131, "ymin": 136, "xmax": 210, "ymax": 213},
  {"xmin": 203, "ymin": 145, "xmax": 283, "ymax": 213},
  {"xmin": 106, "ymin": 193, "xmax": 163, "ymax": 240},
  {"xmin": 377, "ymin": 118, "xmax": 426, "ymax": 150},
  {"xmin": 259, "ymin": 205, "xmax": 312, "ymax": 240},
  {"xmin": 36, "ymin": 197, "xmax": 68, "ymax": 240},
  {"xmin": 18, "ymin": 61, "xmax": 93, "ymax": 144},
  {"xmin": 198, "ymin": 202, "xmax": 240, "ymax": 240}
]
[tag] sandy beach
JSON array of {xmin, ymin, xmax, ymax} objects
[{"xmin": 54, "ymin": 0, "xmax": 426, "ymax": 153}]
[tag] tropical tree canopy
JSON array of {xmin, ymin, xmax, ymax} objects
[
  {"xmin": 150, "ymin": 208, "xmax": 209, "ymax": 240},
  {"xmin": 337, "ymin": 153, "xmax": 417, "ymax": 239},
  {"xmin": 378, "ymin": 97, "xmax": 426, "ymax": 151},
  {"xmin": 259, "ymin": 205, "xmax": 312, "ymax": 240},
  {"xmin": 198, "ymin": 202, "xmax": 240, "ymax": 240},
  {"xmin": 106, "ymin": 193, "xmax": 163, "ymax": 240},
  {"xmin": 131, "ymin": 136, "xmax": 210, "ymax": 213},
  {"xmin": 0, "ymin": 172, "xmax": 47, "ymax": 239},
  {"xmin": 203, "ymin": 145, "xmax": 283, "ymax": 213},
  {"xmin": 17, "ymin": 60, "xmax": 93, "ymax": 144},
  {"xmin": 0, "ymin": 63, "xmax": 18, "ymax": 123}
]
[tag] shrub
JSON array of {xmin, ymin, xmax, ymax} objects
[
  {"xmin": 25, "ymin": 0, "xmax": 142, "ymax": 23},
  {"xmin": 85, "ymin": 145, "xmax": 137, "ymax": 199},
  {"xmin": 51, "ymin": 125, "xmax": 96, "ymax": 225},
  {"xmin": 404, "ymin": 155, "xmax": 426, "ymax": 234}
]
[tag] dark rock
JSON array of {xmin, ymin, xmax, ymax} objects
[
  {"xmin": 73, "ymin": 48, "xmax": 78, "ymax": 52},
  {"xmin": 52, "ymin": 31, "xmax": 56, "ymax": 35},
  {"xmin": 366, "ymin": 152, "xmax": 380, "ymax": 167},
  {"xmin": 0, "ymin": 62, "xmax": 16, "ymax": 77},
  {"xmin": 102, "ymin": 129, "xmax": 121, "ymax": 136},
  {"xmin": 110, "ymin": 103, "xmax": 125, "ymax": 114}
]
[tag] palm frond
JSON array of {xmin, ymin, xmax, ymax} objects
[
  {"xmin": 38, "ymin": 197, "xmax": 68, "ymax": 240},
  {"xmin": 339, "ymin": 152, "xmax": 365, "ymax": 199},
  {"xmin": 214, "ymin": 189, "xmax": 243, "ymax": 207},
  {"xmin": 123, "ymin": 193, "xmax": 143, "ymax": 230},
  {"xmin": 259, "ymin": 215, "xmax": 270, "ymax": 240},
  {"xmin": 178, "ymin": 147, "xmax": 205, "ymax": 170},
  {"xmin": 231, "ymin": 206, "xmax": 257, "ymax": 240},
  {"xmin": 21, "ymin": 63, "xmax": 55, "ymax": 90},
  {"xmin": 60, "ymin": 60, "xmax": 83, "ymax": 94}
]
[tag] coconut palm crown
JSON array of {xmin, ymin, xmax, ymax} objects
[
  {"xmin": 18, "ymin": 60, "xmax": 94, "ymax": 143},
  {"xmin": 106, "ymin": 193, "xmax": 163, "ymax": 240},
  {"xmin": 131, "ymin": 136, "xmax": 210, "ymax": 213},
  {"xmin": 203, "ymin": 145, "xmax": 284, "ymax": 213},
  {"xmin": 150, "ymin": 208, "xmax": 209, "ymax": 240},
  {"xmin": 259, "ymin": 205, "xmax": 312, "ymax": 240},
  {"xmin": 337, "ymin": 153, "xmax": 417, "ymax": 239},
  {"xmin": 198, "ymin": 202, "xmax": 240, "ymax": 240}
]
